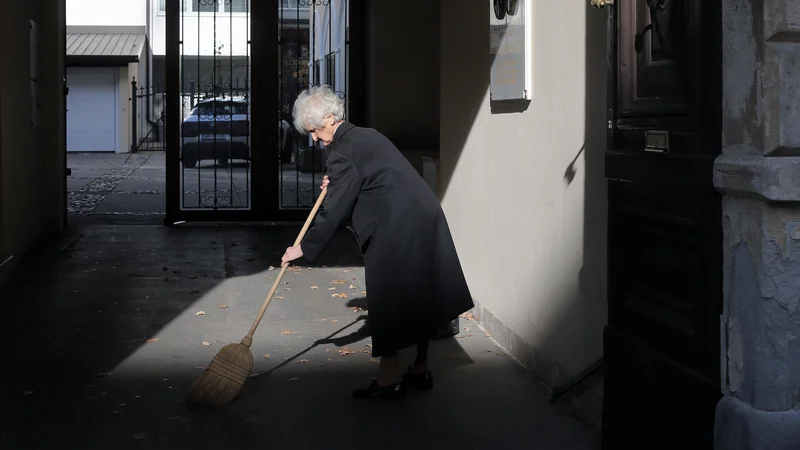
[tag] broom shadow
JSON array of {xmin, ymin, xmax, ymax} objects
[{"xmin": 247, "ymin": 314, "xmax": 370, "ymax": 379}]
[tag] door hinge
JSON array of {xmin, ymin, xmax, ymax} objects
[{"xmin": 590, "ymin": 0, "xmax": 614, "ymax": 7}]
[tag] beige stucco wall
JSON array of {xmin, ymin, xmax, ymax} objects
[
  {"xmin": 438, "ymin": 0, "xmax": 608, "ymax": 426},
  {"xmin": 1, "ymin": 0, "xmax": 66, "ymax": 285}
]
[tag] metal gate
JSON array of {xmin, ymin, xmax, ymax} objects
[{"xmin": 164, "ymin": 0, "xmax": 364, "ymax": 223}]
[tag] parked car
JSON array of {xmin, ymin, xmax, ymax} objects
[{"xmin": 180, "ymin": 96, "xmax": 293, "ymax": 168}]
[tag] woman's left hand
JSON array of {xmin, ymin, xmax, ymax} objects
[{"xmin": 281, "ymin": 245, "xmax": 304, "ymax": 266}]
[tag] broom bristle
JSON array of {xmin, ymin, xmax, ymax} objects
[{"xmin": 185, "ymin": 342, "xmax": 254, "ymax": 407}]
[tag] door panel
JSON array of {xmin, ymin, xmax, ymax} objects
[{"xmin": 602, "ymin": 0, "xmax": 723, "ymax": 449}]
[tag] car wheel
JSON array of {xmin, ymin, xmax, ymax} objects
[{"xmin": 182, "ymin": 156, "xmax": 197, "ymax": 168}]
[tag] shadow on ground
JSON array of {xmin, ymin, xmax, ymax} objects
[{"xmin": 0, "ymin": 221, "xmax": 597, "ymax": 449}]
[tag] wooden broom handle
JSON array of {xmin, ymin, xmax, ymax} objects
[{"xmin": 240, "ymin": 187, "xmax": 328, "ymax": 347}]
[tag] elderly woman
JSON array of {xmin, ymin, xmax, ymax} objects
[{"xmin": 281, "ymin": 85, "xmax": 474, "ymax": 400}]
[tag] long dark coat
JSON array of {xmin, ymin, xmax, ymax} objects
[{"xmin": 300, "ymin": 122, "xmax": 474, "ymax": 357}]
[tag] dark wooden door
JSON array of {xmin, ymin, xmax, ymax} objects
[{"xmin": 602, "ymin": 1, "xmax": 723, "ymax": 449}]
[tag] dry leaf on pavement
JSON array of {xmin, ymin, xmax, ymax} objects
[
  {"xmin": 268, "ymin": 266, "xmax": 276, "ymax": 271},
  {"xmin": 310, "ymin": 286, "xmax": 319, "ymax": 289},
  {"xmin": 327, "ymin": 287, "xmax": 336, "ymax": 291},
  {"xmin": 194, "ymin": 311, "xmax": 206, "ymax": 316},
  {"xmin": 263, "ymin": 354, "xmax": 270, "ymax": 359},
  {"xmin": 218, "ymin": 305, "xmax": 229, "ymax": 309},
  {"xmin": 275, "ymin": 296, "xmax": 284, "ymax": 300},
  {"xmin": 330, "ymin": 279, "xmax": 347, "ymax": 284},
  {"xmin": 281, "ymin": 330, "xmax": 296, "ymax": 335},
  {"xmin": 349, "ymin": 284, "xmax": 356, "ymax": 289},
  {"xmin": 146, "ymin": 338, "xmax": 159, "ymax": 343},
  {"xmin": 332, "ymin": 293, "xmax": 348, "ymax": 299},
  {"xmin": 460, "ymin": 312, "xmax": 474, "ymax": 321},
  {"xmin": 297, "ymin": 359, "xmax": 309, "ymax": 364},
  {"xmin": 202, "ymin": 341, "xmax": 210, "ymax": 346},
  {"xmin": 368, "ymin": 358, "xmax": 379, "ymax": 363},
  {"xmin": 331, "ymin": 319, "xmax": 339, "ymax": 323}
]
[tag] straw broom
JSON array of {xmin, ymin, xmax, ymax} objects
[{"xmin": 185, "ymin": 188, "xmax": 327, "ymax": 407}]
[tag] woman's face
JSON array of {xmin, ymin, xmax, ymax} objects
[{"xmin": 306, "ymin": 115, "xmax": 337, "ymax": 146}]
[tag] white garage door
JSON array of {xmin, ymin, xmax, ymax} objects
[{"xmin": 67, "ymin": 67, "xmax": 118, "ymax": 152}]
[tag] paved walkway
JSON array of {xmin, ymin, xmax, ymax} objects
[{"xmin": 1, "ymin": 155, "xmax": 600, "ymax": 449}]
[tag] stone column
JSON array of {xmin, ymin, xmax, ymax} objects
[{"xmin": 713, "ymin": 1, "xmax": 800, "ymax": 449}]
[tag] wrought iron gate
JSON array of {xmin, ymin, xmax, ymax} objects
[{"xmin": 165, "ymin": 0, "xmax": 363, "ymax": 223}]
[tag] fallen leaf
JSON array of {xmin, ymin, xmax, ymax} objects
[
  {"xmin": 349, "ymin": 284, "xmax": 356, "ymax": 289},
  {"xmin": 281, "ymin": 330, "xmax": 296, "ymax": 335},
  {"xmin": 365, "ymin": 343, "xmax": 372, "ymax": 348},
  {"xmin": 284, "ymin": 288, "xmax": 292, "ymax": 291},
  {"xmin": 310, "ymin": 286, "xmax": 319, "ymax": 290},
  {"xmin": 496, "ymin": 352, "xmax": 506, "ymax": 356},
  {"xmin": 194, "ymin": 311, "xmax": 206, "ymax": 316},
  {"xmin": 331, "ymin": 319, "xmax": 339, "ymax": 323},
  {"xmin": 146, "ymin": 338, "xmax": 159, "ymax": 343},
  {"xmin": 202, "ymin": 341, "xmax": 210, "ymax": 346},
  {"xmin": 338, "ymin": 349, "xmax": 354, "ymax": 356},
  {"xmin": 321, "ymin": 318, "xmax": 327, "ymax": 321},
  {"xmin": 330, "ymin": 279, "xmax": 347, "ymax": 284},
  {"xmin": 361, "ymin": 291, "xmax": 367, "ymax": 295},
  {"xmin": 218, "ymin": 305, "xmax": 229, "ymax": 309},
  {"xmin": 460, "ymin": 312, "xmax": 475, "ymax": 321},
  {"xmin": 288, "ymin": 377, "xmax": 299, "ymax": 381},
  {"xmin": 332, "ymin": 293, "xmax": 349, "ymax": 299},
  {"xmin": 268, "ymin": 266, "xmax": 276, "ymax": 271},
  {"xmin": 464, "ymin": 327, "xmax": 471, "ymax": 331},
  {"xmin": 368, "ymin": 358, "xmax": 379, "ymax": 363},
  {"xmin": 275, "ymin": 296, "xmax": 284, "ymax": 300},
  {"xmin": 263, "ymin": 354, "xmax": 271, "ymax": 359},
  {"xmin": 297, "ymin": 359, "xmax": 309, "ymax": 364}
]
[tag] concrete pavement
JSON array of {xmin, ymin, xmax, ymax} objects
[
  {"xmin": 67, "ymin": 151, "xmax": 325, "ymax": 218},
  {"xmin": 0, "ymin": 222, "xmax": 599, "ymax": 450}
]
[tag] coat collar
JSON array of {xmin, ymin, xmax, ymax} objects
[{"xmin": 331, "ymin": 121, "xmax": 356, "ymax": 151}]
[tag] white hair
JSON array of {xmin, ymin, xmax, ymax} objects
[{"xmin": 292, "ymin": 84, "xmax": 345, "ymax": 134}]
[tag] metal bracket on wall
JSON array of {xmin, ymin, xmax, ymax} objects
[
  {"xmin": 549, "ymin": 357, "xmax": 604, "ymax": 404},
  {"xmin": 590, "ymin": 0, "xmax": 615, "ymax": 7}
]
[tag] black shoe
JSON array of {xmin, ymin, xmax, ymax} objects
[
  {"xmin": 402, "ymin": 368, "xmax": 434, "ymax": 391},
  {"xmin": 353, "ymin": 380, "xmax": 407, "ymax": 400}
]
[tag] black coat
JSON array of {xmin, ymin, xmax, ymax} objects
[{"xmin": 300, "ymin": 122, "xmax": 474, "ymax": 357}]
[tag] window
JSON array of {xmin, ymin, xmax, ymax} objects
[
  {"xmin": 325, "ymin": 52, "xmax": 336, "ymax": 92},
  {"xmin": 224, "ymin": 0, "xmax": 249, "ymax": 13},
  {"xmin": 191, "ymin": 0, "xmax": 218, "ymax": 13}
]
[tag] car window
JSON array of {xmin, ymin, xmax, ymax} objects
[{"xmin": 191, "ymin": 101, "xmax": 248, "ymax": 116}]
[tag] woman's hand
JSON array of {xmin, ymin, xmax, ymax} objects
[
  {"xmin": 281, "ymin": 245, "xmax": 304, "ymax": 266},
  {"xmin": 320, "ymin": 175, "xmax": 329, "ymax": 190}
]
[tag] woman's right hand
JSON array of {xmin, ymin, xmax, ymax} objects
[{"xmin": 321, "ymin": 175, "xmax": 329, "ymax": 190}]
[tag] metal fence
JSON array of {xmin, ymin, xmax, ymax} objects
[{"xmin": 131, "ymin": 79, "xmax": 167, "ymax": 152}]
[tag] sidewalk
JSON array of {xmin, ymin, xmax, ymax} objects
[{"xmin": 0, "ymin": 220, "xmax": 599, "ymax": 450}]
